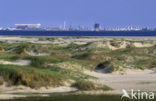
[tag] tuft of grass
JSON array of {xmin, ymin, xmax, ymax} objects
[
  {"xmin": 0, "ymin": 79, "xmax": 4, "ymax": 85},
  {"xmin": 28, "ymin": 57, "xmax": 48, "ymax": 68},
  {"xmin": 110, "ymin": 41, "xmax": 122, "ymax": 47},
  {"xmin": 0, "ymin": 64, "xmax": 64, "ymax": 88},
  {"xmin": 11, "ymin": 43, "xmax": 30, "ymax": 55},
  {"xmin": 25, "ymin": 56, "xmax": 63, "ymax": 69},
  {"xmin": 72, "ymin": 80, "xmax": 112, "ymax": 91},
  {"xmin": 72, "ymin": 80, "xmax": 96, "ymax": 91}
]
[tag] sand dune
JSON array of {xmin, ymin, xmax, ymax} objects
[{"xmin": 85, "ymin": 69, "xmax": 156, "ymax": 93}]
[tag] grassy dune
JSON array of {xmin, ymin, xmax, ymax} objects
[{"xmin": 0, "ymin": 37, "xmax": 156, "ymax": 92}]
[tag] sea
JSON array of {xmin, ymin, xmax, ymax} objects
[{"xmin": 0, "ymin": 30, "xmax": 156, "ymax": 36}]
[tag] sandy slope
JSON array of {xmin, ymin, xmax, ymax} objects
[
  {"xmin": 85, "ymin": 69, "xmax": 156, "ymax": 93},
  {"xmin": 0, "ymin": 84, "xmax": 77, "ymax": 99}
]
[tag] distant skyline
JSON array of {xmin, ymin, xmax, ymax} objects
[{"xmin": 0, "ymin": 0, "xmax": 156, "ymax": 28}]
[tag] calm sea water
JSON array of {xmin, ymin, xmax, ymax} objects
[{"xmin": 0, "ymin": 30, "xmax": 156, "ymax": 36}]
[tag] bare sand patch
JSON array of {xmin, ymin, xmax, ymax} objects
[
  {"xmin": 0, "ymin": 36, "xmax": 37, "ymax": 41},
  {"xmin": 84, "ymin": 69, "xmax": 156, "ymax": 94},
  {"xmin": 26, "ymin": 51, "xmax": 51, "ymax": 56},
  {"xmin": 0, "ymin": 83, "xmax": 78, "ymax": 99},
  {"xmin": 0, "ymin": 94, "xmax": 27, "ymax": 100},
  {"xmin": 133, "ymin": 42, "xmax": 153, "ymax": 48},
  {"xmin": 0, "ymin": 85, "xmax": 78, "ymax": 94},
  {"xmin": 0, "ymin": 59, "xmax": 31, "ymax": 66}
]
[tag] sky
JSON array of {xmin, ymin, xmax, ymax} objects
[{"xmin": 0, "ymin": 0, "xmax": 156, "ymax": 28}]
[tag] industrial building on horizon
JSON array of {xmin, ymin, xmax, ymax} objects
[
  {"xmin": 15, "ymin": 24, "xmax": 41, "ymax": 30},
  {"xmin": 0, "ymin": 23, "xmax": 154, "ymax": 31}
]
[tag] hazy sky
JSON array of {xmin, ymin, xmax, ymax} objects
[{"xmin": 0, "ymin": 0, "xmax": 156, "ymax": 28}]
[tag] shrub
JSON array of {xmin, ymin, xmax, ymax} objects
[
  {"xmin": 0, "ymin": 79, "xmax": 4, "ymax": 85},
  {"xmin": 101, "ymin": 85, "xmax": 113, "ymax": 91},
  {"xmin": 66, "ymin": 43, "xmax": 84, "ymax": 50},
  {"xmin": 38, "ymin": 37, "xmax": 45, "ymax": 41},
  {"xmin": 72, "ymin": 80, "xmax": 113, "ymax": 91},
  {"xmin": 108, "ymin": 65, "xmax": 120, "ymax": 73},
  {"xmin": 110, "ymin": 41, "xmax": 122, "ymax": 47},
  {"xmin": 9, "ymin": 69, "xmax": 31, "ymax": 86},
  {"xmin": 28, "ymin": 57, "xmax": 48, "ymax": 68},
  {"xmin": 72, "ymin": 80, "xmax": 96, "ymax": 91},
  {"xmin": 13, "ymin": 43, "xmax": 30, "ymax": 54},
  {"xmin": 0, "ymin": 65, "xmax": 64, "ymax": 88},
  {"xmin": 72, "ymin": 52, "xmax": 91, "ymax": 59},
  {"xmin": 97, "ymin": 61, "xmax": 111, "ymax": 69}
]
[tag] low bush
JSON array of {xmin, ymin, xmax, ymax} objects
[
  {"xmin": 72, "ymin": 80, "xmax": 96, "ymax": 91},
  {"xmin": 110, "ymin": 41, "xmax": 122, "ymax": 47},
  {"xmin": 0, "ymin": 65, "xmax": 64, "ymax": 88},
  {"xmin": 29, "ymin": 57, "xmax": 48, "ymax": 68},
  {"xmin": 0, "ymin": 78, "xmax": 4, "ymax": 85},
  {"xmin": 97, "ymin": 61, "xmax": 111, "ymax": 69},
  {"xmin": 72, "ymin": 80, "xmax": 112, "ymax": 91}
]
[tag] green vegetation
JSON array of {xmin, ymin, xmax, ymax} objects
[
  {"xmin": 0, "ymin": 78, "xmax": 4, "ymax": 85},
  {"xmin": 0, "ymin": 64, "xmax": 64, "ymax": 88},
  {"xmin": 0, "ymin": 42, "xmax": 96, "ymax": 89},
  {"xmin": 72, "ymin": 81, "xmax": 96, "ymax": 91},
  {"xmin": 0, "ymin": 38, "xmax": 156, "ymax": 91},
  {"xmin": 110, "ymin": 40, "xmax": 123, "ymax": 47},
  {"xmin": 72, "ymin": 80, "xmax": 112, "ymax": 91}
]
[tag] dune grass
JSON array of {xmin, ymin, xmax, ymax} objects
[
  {"xmin": 0, "ymin": 64, "xmax": 65, "ymax": 88},
  {"xmin": 0, "ymin": 39, "xmax": 156, "ymax": 90},
  {"xmin": 72, "ymin": 80, "xmax": 113, "ymax": 91}
]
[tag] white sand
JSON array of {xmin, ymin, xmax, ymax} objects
[
  {"xmin": 85, "ymin": 69, "xmax": 156, "ymax": 94},
  {"xmin": 0, "ymin": 36, "xmax": 37, "ymax": 41},
  {"xmin": 0, "ymin": 83, "xmax": 78, "ymax": 99},
  {"xmin": 0, "ymin": 94, "xmax": 27, "ymax": 100},
  {"xmin": 133, "ymin": 42, "xmax": 153, "ymax": 48},
  {"xmin": 0, "ymin": 85, "xmax": 78, "ymax": 94},
  {"xmin": 0, "ymin": 59, "xmax": 31, "ymax": 66},
  {"xmin": 26, "ymin": 51, "xmax": 51, "ymax": 56}
]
